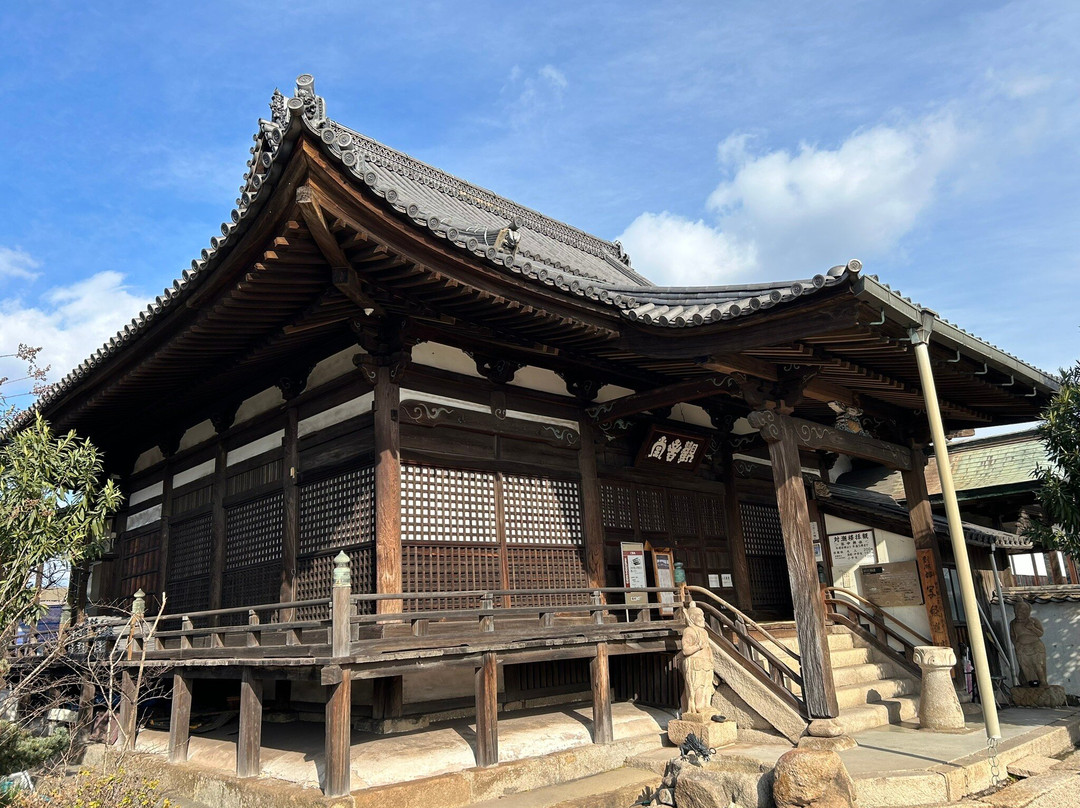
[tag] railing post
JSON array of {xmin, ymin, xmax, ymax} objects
[
  {"xmin": 169, "ymin": 671, "xmax": 192, "ymax": 763},
  {"xmin": 480, "ymin": 593, "xmax": 495, "ymax": 633},
  {"xmin": 130, "ymin": 589, "xmax": 146, "ymax": 656},
  {"xmin": 591, "ymin": 642, "xmax": 613, "ymax": 744},
  {"xmin": 181, "ymin": 616, "xmax": 193, "ymax": 650},
  {"xmin": 332, "ymin": 551, "xmax": 351, "ymax": 658},
  {"xmin": 591, "ymin": 590, "xmax": 604, "ymax": 625},
  {"xmin": 247, "ymin": 610, "xmax": 261, "ymax": 648}
]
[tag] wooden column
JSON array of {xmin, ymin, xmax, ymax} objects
[
  {"xmin": 168, "ymin": 672, "xmax": 192, "ymax": 763},
  {"xmin": 374, "ymin": 364, "xmax": 402, "ymax": 614},
  {"xmin": 281, "ymin": 406, "xmax": 300, "ymax": 611},
  {"xmin": 208, "ymin": 442, "xmax": 228, "ymax": 612},
  {"xmin": 475, "ymin": 652, "xmax": 499, "ymax": 767},
  {"xmin": 324, "ymin": 670, "xmax": 352, "ymax": 797},
  {"xmin": 721, "ymin": 445, "xmax": 754, "ymax": 612},
  {"xmin": 372, "ymin": 676, "xmax": 403, "ymax": 721},
  {"xmin": 237, "ymin": 669, "xmax": 262, "ymax": 778},
  {"xmin": 901, "ymin": 454, "xmax": 957, "ymax": 650},
  {"xmin": 577, "ymin": 418, "xmax": 607, "ymax": 590},
  {"xmin": 750, "ymin": 411, "xmax": 838, "ymax": 719},
  {"xmin": 157, "ymin": 461, "xmax": 173, "ymax": 610},
  {"xmin": 591, "ymin": 642, "xmax": 613, "ymax": 744},
  {"xmin": 119, "ymin": 670, "xmax": 137, "ymax": 748}
]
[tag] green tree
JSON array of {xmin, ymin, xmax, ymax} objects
[
  {"xmin": 1024, "ymin": 361, "xmax": 1080, "ymax": 554},
  {"xmin": 0, "ymin": 414, "xmax": 122, "ymax": 644}
]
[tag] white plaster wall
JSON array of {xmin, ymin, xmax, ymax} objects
[
  {"xmin": 823, "ymin": 513, "xmax": 933, "ymax": 642},
  {"xmin": 990, "ymin": 600, "xmax": 1080, "ymax": 696},
  {"xmin": 173, "ymin": 459, "xmax": 214, "ymax": 489},
  {"xmin": 227, "ymin": 430, "xmax": 284, "ymax": 466},
  {"xmin": 411, "ymin": 341, "xmax": 482, "ymax": 378},
  {"xmin": 298, "ymin": 392, "xmax": 374, "ymax": 438},
  {"xmin": 595, "ymin": 384, "xmax": 635, "ymax": 403},
  {"xmin": 129, "ymin": 481, "xmax": 163, "ymax": 507},
  {"xmin": 178, "ymin": 420, "xmax": 215, "ymax": 452},
  {"xmin": 670, "ymin": 403, "xmax": 713, "ymax": 428},
  {"xmin": 509, "ymin": 365, "xmax": 567, "ymax": 396},
  {"xmin": 307, "ymin": 346, "xmax": 361, "ymax": 388},
  {"xmin": 133, "ymin": 446, "xmax": 163, "ymax": 473},
  {"xmin": 234, "ymin": 386, "xmax": 284, "ymax": 423}
]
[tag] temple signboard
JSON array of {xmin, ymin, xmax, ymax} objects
[
  {"xmin": 858, "ymin": 560, "xmax": 924, "ymax": 607},
  {"xmin": 634, "ymin": 425, "xmax": 707, "ymax": 472},
  {"xmin": 828, "ymin": 528, "xmax": 877, "ymax": 568}
]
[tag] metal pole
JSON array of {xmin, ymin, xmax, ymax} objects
[
  {"xmin": 989, "ymin": 551, "xmax": 1019, "ymax": 686},
  {"xmin": 910, "ymin": 319, "xmax": 1001, "ymax": 740}
]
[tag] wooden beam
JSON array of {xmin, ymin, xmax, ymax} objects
[
  {"xmin": 157, "ymin": 459, "xmax": 173, "ymax": 611},
  {"xmin": 747, "ymin": 410, "xmax": 913, "ymax": 471},
  {"xmin": 577, "ymin": 419, "xmax": 607, "ymax": 590},
  {"xmin": 902, "ymin": 457, "xmax": 957, "ymax": 651},
  {"xmin": 374, "ymin": 364, "xmax": 403, "ymax": 613},
  {"xmin": 237, "ymin": 669, "xmax": 262, "ymax": 778},
  {"xmin": 591, "ymin": 642, "xmax": 613, "ymax": 744},
  {"xmin": 587, "ymin": 375, "xmax": 741, "ymax": 423},
  {"xmin": 757, "ymin": 411, "xmax": 838, "ymax": 719},
  {"xmin": 168, "ymin": 672, "xmax": 192, "ymax": 763},
  {"xmin": 324, "ymin": 669, "xmax": 352, "ymax": 797},
  {"xmin": 475, "ymin": 652, "xmax": 499, "ymax": 767}
]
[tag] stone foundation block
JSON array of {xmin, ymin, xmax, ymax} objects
[
  {"xmin": 1011, "ymin": 685, "xmax": 1066, "ymax": 708},
  {"xmin": 667, "ymin": 712, "xmax": 737, "ymax": 749},
  {"xmin": 1006, "ymin": 754, "xmax": 1061, "ymax": 778},
  {"xmin": 798, "ymin": 734, "xmax": 858, "ymax": 752}
]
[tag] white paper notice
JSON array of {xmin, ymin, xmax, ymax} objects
[
  {"xmin": 721, "ymin": 573, "xmax": 733, "ymax": 588},
  {"xmin": 708, "ymin": 573, "xmax": 721, "ymax": 588}
]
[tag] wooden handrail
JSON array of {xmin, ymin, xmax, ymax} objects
[
  {"xmin": 351, "ymin": 586, "xmax": 681, "ymax": 602},
  {"xmin": 684, "ymin": 586, "xmax": 801, "ymax": 665},
  {"xmin": 824, "ymin": 587, "xmax": 932, "ymax": 647}
]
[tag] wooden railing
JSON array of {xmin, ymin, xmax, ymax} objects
[
  {"xmin": 824, "ymin": 586, "xmax": 928, "ymax": 676},
  {"xmin": 683, "ymin": 585, "xmax": 807, "ymax": 717}
]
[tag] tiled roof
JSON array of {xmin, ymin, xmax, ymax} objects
[
  {"xmin": 996, "ymin": 585, "xmax": 1080, "ymax": 604},
  {"xmin": 839, "ymin": 429, "xmax": 1049, "ymax": 500},
  {"xmin": 817, "ymin": 482, "xmax": 1032, "ymax": 550}
]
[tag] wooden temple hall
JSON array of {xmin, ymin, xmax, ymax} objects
[{"xmin": 21, "ymin": 76, "xmax": 1059, "ymax": 794}]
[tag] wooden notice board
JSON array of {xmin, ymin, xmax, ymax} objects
[
  {"xmin": 621, "ymin": 542, "xmax": 648, "ymax": 607},
  {"xmin": 650, "ymin": 546, "xmax": 676, "ymax": 616},
  {"xmin": 858, "ymin": 560, "xmax": 924, "ymax": 607}
]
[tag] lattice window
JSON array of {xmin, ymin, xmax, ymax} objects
[
  {"xmin": 169, "ymin": 514, "xmax": 211, "ymax": 580},
  {"xmin": 739, "ymin": 502, "xmax": 786, "ymax": 556},
  {"xmin": 299, "ymin": 465, "xmax": 375, "ymax": 555},
  {"xmin": 225, "ymin": 493, "xmax": 283, "ymax": 569},
  {"xmin": 502, "ymin": 476, "xmax": 583, "ymax": 546},
  {"xmin": 166, "ymin": 576, "xmax": 209, "ymax": 616},
  {"xmin": 118, "ymin": 530, "xmax": 160, "ymax": 601},
  {"xmin": 227, "ymin": 458, "xmax": 283, "ymax": 496},
  {"xmin": 668, "ymin": 492, "xmax": 698, "ymax": 536},
  {"xmin": 296, "ymin": 545, "xmax": 375, "ymax": 618},
  {"xmin": 402, "ymin": 544, "xmax": 502, "ymax": 609},
  {"xmin": 599, "ymin": 482, "xmax": 633, "ymax": 530},
  {"xmin": 700, "ymin": 495, "xmax": 726, "ymax": 538},
  {"xmin": 222, "ymin": 562, "xmax": 281, "ymax": 612},
  {"xmin": 507, "ymin": 547, "xmax": 589, "ymax": 606},
  {"xmin": 747, "ymin": 555, "xmax": 792, "ymax": 613},
  {"xmin": 401, "ymin": 465, "xmax": 497, "ymax": 544},
  {"xmin": 635, "ymin": 487, "xmax": 667, "ymax": 533},
  {"xmin": 173, "ymin": 484, "xmax": 211, "ymax": 515}
]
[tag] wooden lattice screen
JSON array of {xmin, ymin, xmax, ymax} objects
[
  {"xmin": 739, "ymin": 500, "xmax": 793, "ymax": 615},
  {"xmin": 222, "ymin": 492, "xmax": 283, "ymax": 612},
  {"xmin": 117, "ymin": 528, "xmax": 161, "ymax": 606},
  {"xmin": 167, "ymin": 513, "xmax": 212, "ymax": 615},
  {"xmin": 296, "ymin": 465, "xmax": 376, "ymax": 617},
  {"xmin": 400, "ymin": 464, "xmax": 588, "ymax": 610}
]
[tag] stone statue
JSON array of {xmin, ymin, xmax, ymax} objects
[
  {"xmin": 680, "ymin": 604, "xmax": 715, "ymax": 715},
  {"xmin": 1010, "ymin": 599, "xmax": 1047, "ymax": 687}
]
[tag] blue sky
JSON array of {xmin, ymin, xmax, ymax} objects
[{"xmin": 0, "ymin": 1, "xmax": 1077, "ymax": 403}]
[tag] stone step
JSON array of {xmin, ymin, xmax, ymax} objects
[
  {"xmin": 467, "ymin": 767, "xmax": 658, "ymax": 808},
  {"xmin": 829, "ymin": 694, "xmax": 920, "ymax": 735},
  {"xmin": 755, "ymin": 645, "xmax": 874, "ymax": 678},
  {"xmin": 766, "ymin": 631, "xmax": 857, "ymax": 654},
  {"xmin": 835, "ymin": 676, "xmax": 918, "ymax": 710},
  {"xmin": 831, "ymin": 661, "xmax": 910, "ymax": 688}
]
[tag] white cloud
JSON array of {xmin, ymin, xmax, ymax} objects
[
  {"xmin": 0, "ymin": 247, "xmax": 41, "ymax": 282},
  {"xmin": 618, "ymin": 115, "xmax": 963, "ymax": 285},
  {"xmin": 0, "ymin": 268, "xmax": 151, "ymax": 401},
  {"xmin": 503, "ymin": 64, "xmax": 569, "ymax": 129}
]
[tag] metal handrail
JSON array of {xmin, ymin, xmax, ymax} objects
[{"xmin": 824, "ymin": 586, "xmax": 932, "ymax": 647}]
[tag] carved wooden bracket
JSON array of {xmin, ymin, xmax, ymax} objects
[
  {"xmin": 471, "ymin": 354, "xmax": 523, "ymax": 385},
  {"xmin": 210, "ymin": 402, "xmax": 240, "ymax": 434},
  {"xmin": 276, "ymin": 362, "xmax": 315, "ymax": 402},
  {"xmin": 558, "ymin": 370, "xmax": 601, "ymax": 404},
  {"xmin": 399, "ymin": 398, "xmax": 579, "ymax": 449},
  {"xmin": 747, "ymin": 410, "xmax": 913, "ymax": 470}
]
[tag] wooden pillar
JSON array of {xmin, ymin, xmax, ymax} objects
[
  {"xmin": 374, "ymin": 365, "xmax": 402, "ymax": 614},
  {"xmin": 1048, "ymin": 552, "xmax": 1067, "ymax": 585},
  {"xmin": 721, "ymin": 445, "xmax": 754, "ymax": 612},
  {"xmin": 475, "ymin": 652, "xmax": 499, "ymax": 767},
  {"xmin": 577, "ymin": 418, "xmax": 607, "ymax": 590},
  {"xmin": 751, "ymin": 411, "xmax": 838, "ymax": 719},
  {"xmin": 157, "ymin": 462, "xmax": 173, "ymax": 611},
  {"xmin": 119, "ymin": 670, "xmax": 137, "ymax": 748},
  {"xmin": 372, "ymin": 676, "xmax": 403, "ymax": 721},
  {"xmin": 208, "ymin": 442, "xmax": 228, "ymax": 612},
  {"xmin": 281, "ymin": 406, "xmax": 300, "ymax": 611},
  {"xmin": 902, "ymin": 454, "xmax": 957, "ymax": 650},
  {"xmin": 77, "ymin": 680, "xmax": 96, "ymax": 737},
  {"xmin": 169, "ymin": 672, "xmax": 192, "ymax": 763},
  {"xmin": 324, "ymin": 670, "xmax": 352, "ymax": 797},
  {"xmin": 237, "ymin": 669, "xmax": 262, "ymax": 778},
  {"xmin": 591, "ymin": 642, "xmax": 613, "ymax": 744}
]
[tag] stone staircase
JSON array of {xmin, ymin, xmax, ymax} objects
[{"xmin": 756, "ymin": 624, "xmax": 922, "ymax": 735}]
